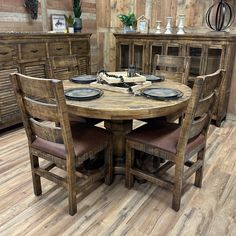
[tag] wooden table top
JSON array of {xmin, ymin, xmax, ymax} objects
[{"xmin": 63, "ymin": 80, "xmax": 192, "ymax": 120}]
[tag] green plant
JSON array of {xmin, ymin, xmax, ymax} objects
[
  {"xmin": 73, "ymin": 0, "xmax": 82, "ymax": 18},
  {"xmin": 118, "ymin": 12, "xmax": 136, "ymax": 26},
  {"xmin": 65, "ymin": 15, "xmax": 75, "ymax": 27}
]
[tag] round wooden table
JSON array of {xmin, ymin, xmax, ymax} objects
[{"xmin": 64, "ymin": 80, "xmax": 192, "ymax": 174}]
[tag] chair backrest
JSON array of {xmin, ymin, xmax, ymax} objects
[
  {"xmin": 47, "ymin": 55, "xmax": 80, "ymax": 80},
  {"xmin": 177, "ymin": 69, "xmax": 225, "ymax": 155},
  {"xmin": 153, "ymin": 54, "xmax": 191, "ymax": 84},
  {"xmin": 10, "ymin": 73, "xmax": 75, "ymax": 157}
]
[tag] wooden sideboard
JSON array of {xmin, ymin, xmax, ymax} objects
[
  {"xmin": 114, "ymin": 33, "xmax": 236, "ymax": 126},
  {"xmin": 0, "ymin": 33, "xmax": 91, "ymax": 130}
]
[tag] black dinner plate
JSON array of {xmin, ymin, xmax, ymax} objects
[
  {"xmin": 141, "ymin": 88, "xmax": 183, "ymax": 100},
  {"xmin": 70, "ymin": 75, "xmax": 97, "ymax": 84},
  {"xmin": 65, "ymin": 88, "xmax": 103, "ymax": 101},
  {"xmin": 144, "ymin": 74, "xmax": 165, "ymax": 82}
]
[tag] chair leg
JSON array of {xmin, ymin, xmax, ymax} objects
[
  {"xmin": 125, "ymin": 143, "xmax": 135, "ymax": 189},
  {"xmin": 194, "ymin": 148, "xmax": 205, "ymax": 188},
  {"xmin": 104, "ymin": 144, "xmax": 113, "ymax": 185},
  {"xmin": 67, "ymin": 168, "xmax": 77, "ymax": 216},
  {"xmin": 30, "ymin": 154, "xmax": 42, "ymax": 196},
  {"xmin": 172, "ymin": 161, "xmax": 184, "ymax": 211}
]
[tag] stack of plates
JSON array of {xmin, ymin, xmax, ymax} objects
[
  {"xmin": 70, "ymin": 75, "xmax": 97, "ymax": 84},
  {"xmin": 144, "ymin": 75, "xmax": 165, "ymax": 82},
  {"xmin": 141, "ymin": 88, "xmax": 183, "ymax": 100},
  {"xmin": 65, "ymin": 88, "xmax": 103, "ymax": 101}
]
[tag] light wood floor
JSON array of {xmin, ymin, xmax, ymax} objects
[{"xmin": 0, "ymin": 120, "xmax": 236, "ymax": 236}]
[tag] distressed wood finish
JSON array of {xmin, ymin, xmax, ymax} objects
[
  {"xmin": 10, "ymin": 73, "xmax": 113, "ymax": 215},
  {"xmin": 47, "ymin": 55, "xmax": 80, "ymax": 81},
  {"xmin": 153, "ymin": 54, "xmax": 191, "ymax": 84},
  {"xmin": 114, "ymin": 33, "xmax": 236, "ymax": 126},
  {"xmin": 126, "ymin": 69, "xmax": 225, "ymax": 211},
  {"xmin": 63, "ymin": 79, "xmax": 191, "ymax": 174},
  {"xmin": 0, "ymin": 118, "xmax": 236, "ymax": 235},
  {"xmin": 0, "ymin": 33, "xmax": 91, "ymax": 130}
]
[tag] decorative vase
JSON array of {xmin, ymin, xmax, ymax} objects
[
  {"xmin": 177, "ymin": 14, "xmax": 185, "ymax": 34},
  {"xmin": 74, "ymin": 18, "xmax": 82, "ymax": 33},
  {"xmin": 124, "ymin": 25, "xmax": 134, "ymax": 33},
  {"xmin": 164, "ymin": 17, "xmax": 172, "ymax": 34},
  {"xmin": 155, "ymin": 21, "xmax": 162, "ymax": 34}
]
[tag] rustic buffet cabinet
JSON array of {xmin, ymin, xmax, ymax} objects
[
  {"xmin": 114, "ymin": 33, "xmax": 236, "ymax": 126},
  {"xmin": 0, "ymin": 33, "xmax": 91, "ymax": 130}
]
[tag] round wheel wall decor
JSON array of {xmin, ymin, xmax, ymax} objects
[{"xmin": 206, "ymin": 0, "xmax": 235, "ymax": 31}]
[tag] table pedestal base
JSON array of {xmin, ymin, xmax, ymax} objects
[{"xmin": 104, "ymin": 120, "xmax": 132, "ymax": 174}]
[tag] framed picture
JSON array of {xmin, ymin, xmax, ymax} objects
[
  {"xmin": 51, "ymin": 14, "xmax": 66, "ymax": 32},
  {"xmin": 137, "ymin": 15, "xmax": 149, "ymax": 34}
]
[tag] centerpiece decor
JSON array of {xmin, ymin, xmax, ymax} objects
[
  {"xmin": 206, "ymin": 0, "xmax": 235, "ymax": 31},
  {"xmin": 118, "ymin": 12, "xmax": 136, "ymax": 33},
  {"xmin": 73, "ymin": 0, "xmax": 82, "ymax": 32}
]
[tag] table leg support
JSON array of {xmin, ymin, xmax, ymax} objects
[{"xmin": 104, "ymin": 120, "xmax": 132, "ymax": 175}]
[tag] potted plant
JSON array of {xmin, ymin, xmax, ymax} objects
[
  {"xmin": 73, "ymin": 0, "xmax": 82, "ymax": 32},
  {"xmin": 118, "ymin": 12, "xmax": 136, "ymax": 33},
  {"xmin": 65, "ymin": 15, "xmax": 75, "ymax": 33}
]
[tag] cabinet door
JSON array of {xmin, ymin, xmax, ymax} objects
[
  {"xmin": 166, "ymin": 43, "xmax": 183, "ymax": 56},
  {"xmin": 150, "ymin": 43, "xmax": 164, "ymax": 73},
  {"xmin": 21, "ymin": 62, "xmax": 46, "ymax": 78},
  {"xmin": 78, "ymin": 57, "xmax": 89, "ymax": 75},
  {"xmin": 0, "ymin": 67, "xmax": 21, "ymax": 129},
  {"xmin": 132, "ymin": 43, "xmax": 145, "ymax": 73},
  {"xmin": 205, "ymin": 46, "xmax": 224, "ymax": 74},
  {"xmin": 117, "ymin": 43, "xmax": 131, "ymax": 70},
  {"xmin": 187, "ymin": 45, "xmax": 204, "ymax": 81}
]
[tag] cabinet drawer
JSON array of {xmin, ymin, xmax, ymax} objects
[
  {"xmin": 21, "ymin": 43, "xmax": 46, "ymax": 60},
  {"xmin": 49, "ymin": 42, "xmax": 69, "ymax": 56},
  {"xmin": 71, "ymin": 41, "xmax": 89, "ymax": 55},
  {"xmin": 0, "ymin": 45, "xmax": 18, "ymax": 62}
]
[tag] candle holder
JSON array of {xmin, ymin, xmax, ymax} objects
[
  {"xmin": 155, "ymin": 21, "xmax": 162, "ymax": 34},
  {"xmin": 164, "ymin": 17, "xmax": 172, "ymax": 34},
  {"xmin": 177, "ymin": 14, "xmax": 185, "ymax": 34}
]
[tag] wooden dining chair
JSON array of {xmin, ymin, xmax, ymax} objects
[
  {"xmin": 10, "ymin": 73, "xmax": 113, "ymax": 216},
  {"xmin": 47, "ymin": 55, "xmax": 83, "ymax": 80},
  {"xmin": 143, "ymin": 54, "xmax": 192, "ymax": 124},
  {"xmin": 153, "ymin": 54, "xmax": 191, "ymax": 84},
  {"xmin": 126, "ymin": 69, "xmax": 225, "ymax": 211},
  {"xmin": 47, "ymin": 55, "xmax": 100, "ymax": 125}
]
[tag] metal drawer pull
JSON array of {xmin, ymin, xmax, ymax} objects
[
  {"xmin": 0, "ymin": 52, "xmax": 8, "ymax": 55},
  {"xmin": 30, "ymin": 49, "xmax": 39, "ymax": 53},
  {"xmin": 56, "ymin": 48, "xmax": 63, "ymax": 51}
]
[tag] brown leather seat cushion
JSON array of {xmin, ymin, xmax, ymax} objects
[
  {"xmin": 126, "ymin": 121, "xmax": 204, "ymax": 155},
  {"xmin": 32, "ymin": 124, "xmax": 111, "ymax": 160}
]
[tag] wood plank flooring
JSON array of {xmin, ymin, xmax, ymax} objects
[{"xmin": 0, "ymin": 120, "xmax": 236, "ymax": 236}]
